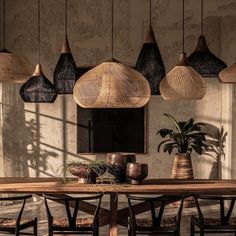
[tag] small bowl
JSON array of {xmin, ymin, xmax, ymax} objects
[{"xmin": 126, "ymin": 163, "xmax": 148, "ymax": 185}]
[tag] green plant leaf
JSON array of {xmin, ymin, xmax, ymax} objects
[
  {"xmin": 192, "ymin": 145, "xmax": 203, "ymax": 155},
  {"xmin": 163, "ymin": 113, "xmax": 181, "ymax": 133},
  {"xmin": 157, "ymin": 139, "xmax": 172, "ymax": 152},
  {"xmin": 156, "ymin": 128, "xmax": 173, "ymax": 138},
  {"xmin": 182, "ymin": 118, "xmax": 194, "ymax": 132},
  {"xmin": 163, "ymin": 142, "xmax": 177, "ymax": 154}
]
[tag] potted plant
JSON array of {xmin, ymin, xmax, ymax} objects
[
  {"xmin": 64, "ymin": 160, "xmax": 111, "ymax": 184},
  {"xmin": 157, "ymin": 113, "xmax": 209, "ymax": 179}
]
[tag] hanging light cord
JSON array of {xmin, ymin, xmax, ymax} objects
[
  {"xmin": 201, "ymin": 0, "xmax": 203, "ymax": 35},
  {"xmin": 149, "ymin": 0, "xmax": 152, "ymax": 26},
  {"xmin": 182, "ymin": 0, "xmax": 185, "ymax": 53},
  {"xmin": 3, "ymin": 0, "xmax": 5, "ymax": 49},
  {"xmin": 37, "ymin": 0, "xmax": 41, "ymax": 63},
  {"xmin": 65, "ymin": 0, "xmax": 67, "ymax": 36},
  {"xmin": 111, "ymin": 0, "xmax": 114, "ymax": 59}
]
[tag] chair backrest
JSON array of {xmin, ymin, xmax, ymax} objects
[
  {"xmin": 0, "ymin": 195, "xmax": 32, "ymax": 224},
  {"xmin": 194, "ymin": 195, "xmax": 236, "ymax": 225},
  {"xmin": 126, "ymin": 194, "xmax": 185, "ymax": 228},
  {"xmin": 43, "ymin": 193, "xmax": 103, "ymax": 228}
]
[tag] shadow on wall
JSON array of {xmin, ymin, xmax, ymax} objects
[
  {"xmin": 203, "ymin": 124, "xmax": 227, "ymax": 179},
  {"xmin": 1, "ymin": 84, "xmax": 58, "ymax": 177}
]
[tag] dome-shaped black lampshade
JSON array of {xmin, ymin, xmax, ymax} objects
[
  {"xmin": 53, "ymin": 36, "xmax": 77, "ymax": 94},
  {"xmin": 20, "ymin": 64, "xmax": 57, "ymax": 103},
  {"xmin": 188, "ymin": 35, "xmax": 226, "ymax": 77},
  {"xmin": 135, "ymin": 26, "xmax": 165, "ymax": 95}
]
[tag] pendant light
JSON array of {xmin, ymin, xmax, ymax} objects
[
  {"xmin": 135, "ymin": 0, "xmax": 165, "ymax": 95},
  {"xmin": 73, "ymin": 0, "xmax": 151, "ymax": 108},
  {"xmin": 160, "ymin": 0, "xmax": 207, "ymax": 100},
  {"xmin": 0, "ymin": 0, "xmax": 31, "ymax": 83},
  {"xmin": 53, "ymin": 0, "xmax": 77, "ymax": 94},
  {"xmin": 20, "ymin": 0, "xmax": 57, "ymax": 103},
  {"xmin": 219, "ymin": 63, "xmax": 236, "ymax": 83},
  {"xmin": 188, "ymin": 0, "xmax": 226, "ymax": 77}
]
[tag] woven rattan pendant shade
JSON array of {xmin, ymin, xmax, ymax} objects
[
  {"xmin": 53, "ymin": 36, "xmax": 77, "ymax": 94},
  {"xmin": 160, "ymin": 53, "xmax": 207, "ymax": 100},
  {"xmin": 73, "ymin": 61, "xmax": 151, "ymax": 108},
  {"xmin": 0, "ymin": 49, "xmax": 31, "ymax": 83},
  {"xmin": 188, "ymin": 0, "xmax": 226, "ymax": 77},
  {"xmin": 53, "ymin": 0, "xmax": 77, "ymax": 94},
  {"xmin": 0, "ymin": 0, "xmax": 31, "ymax": 83},
  {"xmin": 20, "ymin": 0, "xmax": 57, "ymax": 103},
  {"xmin": 20, "ymin": 64, "xmax": 57, "ymax": 103},
  {"xmin": 219, "ymin": 63, "xmax": 236, "ymax": 83},
  {"xmin": 136, "ymin": 26, "xmax": 165, "ymax": 95},
  {"xmin": 160, "ymin": 0, "xmax": 206, "ymax": 100},
  {"xmin": 188, "ymin": 35, "xmax": 226, "ymax": 77}
]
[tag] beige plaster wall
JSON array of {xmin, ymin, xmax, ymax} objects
[{"xmin": 0, "ymin": 0, "xmax": 235, "ymax": 180}]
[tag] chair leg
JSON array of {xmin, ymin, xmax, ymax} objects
[
  {"xmin": 190, "ymin": 221, "xmax": 194, "ymax": 236},
  {"xmin": 200, "ymin": 228, "xmax": 204, "ymax": 236},
  {"xmin": 93, "ymin": 227, "xmax": 99, "ymax": 236},
  {"xmin": 34, "ymin": 218, "xmax": 37, "ymax": 236}
]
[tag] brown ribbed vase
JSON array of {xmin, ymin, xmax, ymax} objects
[{"xmin": 171, "ymin": 153, "xmax": 194, "ymax": 179}]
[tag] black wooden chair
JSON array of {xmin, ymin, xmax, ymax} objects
[
  {"xmin": 43, "ymin": 193, "xmax": 103, "ymax": 235},
  {"xmin": 126, "ymin": 194, "xmax": 186, "ymax": 236},
  {"xmin": 191, "ymin": 195, "xmax": 236, "ymax": 235},
  {"xmin": 0, "ymin": 194, "xmax": 37, "ymax": 236}
]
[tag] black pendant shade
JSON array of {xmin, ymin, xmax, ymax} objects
[
  {"xmin": 136, "ymin": 26, "xmax": 165, "ymax": 95},
  {"xmin": 20, "ymin": 64, "xmax": 57, "ymax": 103},
  {"xmin": 188, "ymin": 35, "xmax": 226, "ymax": 77},
  {"xmin": 53, "ymin": 36, "xmax": 77, "ymax": 94}
]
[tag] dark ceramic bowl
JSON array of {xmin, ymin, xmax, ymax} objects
[{"xmin": 126, "ymin": 163, "xmax": 148, "ymax": 185}]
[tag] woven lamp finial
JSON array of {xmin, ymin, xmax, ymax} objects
[
  {"xmin": 32, "ymin": 63, "xmax": 43, "ymax": 76},
  {"xmin": 73, "ymin": 61, "xmax": 151, "ymax": 108},
  {"xmin": 219, "ymin": 63, "xmax": 236, "ymax": 83},
  {"xmin": 145, "ymin": 25, "xmax": 156, "ymax": 43},
  {"xmin": 61, "ymin": 35, "xmax": 71, "ymax": 53},
  {"xmin": 188, "ymin": 35, "xmax": 227, "ymax": 77},
  {"xmin": 160, "ymin": 53, "xmax": 207, "ymax": 100}
]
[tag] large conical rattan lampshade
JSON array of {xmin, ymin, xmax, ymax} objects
[
  {"xmin": 135, "ymin": 0, "xmax": 165, "ymax": 95},
  {"xmin": 53, "ymin": 0, "xmax": 77, "ymax": 94},
  {"xmin": 160, "ymin": 0, "xmax": 207, "ymax": 100},
  {"xmin": 73, "ymin": 0, "xmax": 151, "ymax": 108},
  {"xmin": 188, "ymin": 0, "xmax": 226, "ymax": 77},
  {"xmin": 0, "ymin": 0, "xmax": 31, "ymax": 83},
  {"xmin": 73, "ymin": 61, "xmax": 151, "ymax": 108},
  {"xmin": 20, "ymin": 0, "xmax": 57, "ymax": 103},
  {"xmin": 219, "ymin": 63, "xmax": 236, "ymax": 83}
]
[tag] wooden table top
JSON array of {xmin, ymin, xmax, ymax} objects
[{"xmin": 0, "ymin": 177, "xmax": 236, "ymax": 195}]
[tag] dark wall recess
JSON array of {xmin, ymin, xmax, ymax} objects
[{"xmin": 77, "ymin": 107, "xmax": 146, "ymax": 153}]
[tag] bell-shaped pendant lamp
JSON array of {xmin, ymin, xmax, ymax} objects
[
  {"xmin": 188, "ymin": 0, "xmax": 226, "ymax": 77},
  {"xmin": 20, "ymin": 64, "xmax": 57, "ymax": 102},
  {"xmin": 160, "ymin": 0, "xmax": 207, "ymax": 100},
  {"xmin": 135, "ymin": 0, "xmax": 165, "ymax": 95},
  {"xmin": 20, "ymin": 0, "xmax": 57, "ymax": 103},
  {"xmin": 0, "ymin": 0, "xmax": 31, "ymax": 83},
  {"xmin": 73, "ymin": 0, "xmax": 151, "ymax": 108},
  {"xmin": 73, "ymin": 60, "xmax": 151, "ymax": 108},
  {"xmin": 219, "ymin": 63, "xmax": 236, "ymax": 83},
  {"xmin": 53, "ymin": 0, "xmax": 77, "ymax": 94}
]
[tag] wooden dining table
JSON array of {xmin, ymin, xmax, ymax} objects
[{"xmin": 1, "ymin": 177, "xmax": 236, "ymax": 236}]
